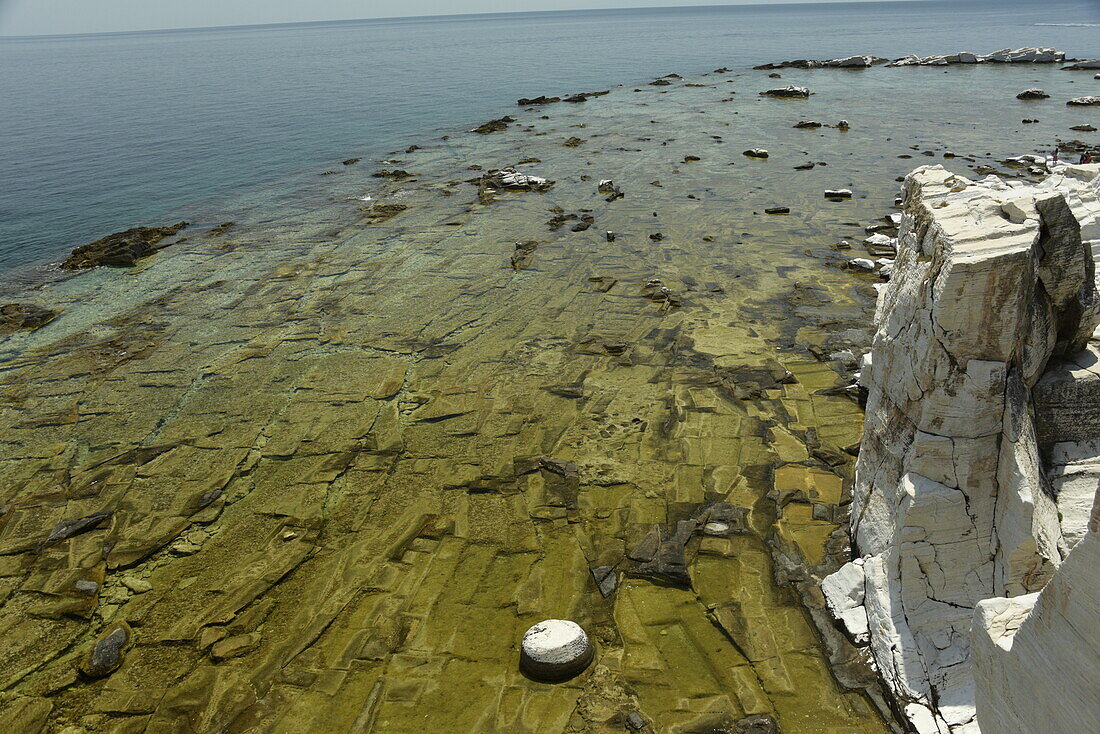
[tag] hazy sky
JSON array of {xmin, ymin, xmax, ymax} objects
[{"xmin": 0, "ymin": 0, "xmax": 910, "ymax": 36}]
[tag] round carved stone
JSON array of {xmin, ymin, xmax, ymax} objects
[{"xmin": 519, "ymin": 619, "xmax": 594, "ymax": 681}]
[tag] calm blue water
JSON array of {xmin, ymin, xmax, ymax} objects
[{"xmin": 1, "ymin": 0, "xmax": 1098, "ymax": 272}]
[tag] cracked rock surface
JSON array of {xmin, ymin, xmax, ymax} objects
[{"xmin": 830, "ymin": 162, "xmax": 1100, "ymax": 733}]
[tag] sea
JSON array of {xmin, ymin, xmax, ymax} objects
[{"xmin": 0, "ymin": 0, "xmax": 1098, "ymax": 273}]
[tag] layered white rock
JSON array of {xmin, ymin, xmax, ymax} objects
[
  {"xmin": 824, "ymin": 163, "xmax": 1100, "ymax": 732},
  {"xmin": 972, "ymin": 525, "xmax": 1100, "ymax": 733},
  {"xmin": 888, "ymin": 47, "xmax": 1066, "ymax": 67}
]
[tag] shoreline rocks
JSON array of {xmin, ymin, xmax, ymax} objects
[
  {"xmin": 757, "ymin": 48, "xmax": 1067, "ymax": 70},
  {"xmin": 826, "ymin": 162, "xmax": 1100, "ymax": 733},
  {"xmin": 61, "ymin": 222, "xmax": 188, "ymax": 269}
]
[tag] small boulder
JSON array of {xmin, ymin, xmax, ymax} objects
[
  {"xmin": 80, "ymin": 622, "xmax": 132, "ymax": 678},
  {"xmin": 743, "ymin": 148, "xmax": 769, "ymax": 159},
  {"xmin": 1016, "ymin": 88, "xmax": 1050, "ymax": 100},
  {"xmin": 1067, "ymin": 96, "xmax": 1100, "ymax": 106},
  {"xmin": 519, "ymin": 620, "xmax": 594, "ymax": 681}
]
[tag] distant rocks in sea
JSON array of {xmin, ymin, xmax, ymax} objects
[
  {"xmin": 888, "ymin": 47, "xmax": 1066, "ymax": 66},
  {"xmin": 757, "ymin": 47, "xmax": 1070, "ymax": 70},
  {"xmin": 61, "ymin": 221, "xmax": 189, "ymax": 269},
  {"xmin": 756, "ymin": 55, "xmax": 888, "ymax": 70},
  {"xmin": 1016, "ymin": 88, "xmax": 1050, "ymax": 100},
  {"xmin": 472, "ymin": 116, "xmax": 514, "ymax": 134},
  {"xmin": 516, "ymin": 90, "xmax": 608, "ymax": 106},
  {"xmin": 1061, "ymin": 59, "xmax": 1100, "ymax": 70},
  {"xmin": 1067, "ymin": 96, "xmax": 1100, "ymax": 107},
  {"xmin": 760, "ymin": 86, "xmax": 810, "ymax": 98},
  {"xmin": 743, "ymin": 148, "xmax": 770, "ymax": 159}
]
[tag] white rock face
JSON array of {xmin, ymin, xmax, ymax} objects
[
  {"xmin": 973, "ymin": 528, "xmax": 1100, "ymax": 733},
  {"xmin": 888, "ymin": 47, "xmax": 1065, "ymax": 66},
  {"xmin": 1067, "ymin": 96, "xmax": 1100, "ymax": 106},
  {"xmin": 823, "ymin": 163, "xmax": 1100, "ymax": 732}
]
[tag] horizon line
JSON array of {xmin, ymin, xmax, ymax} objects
[{"xmin": 0, "ymin": 0, "xmax": 927, "ymax": 41}]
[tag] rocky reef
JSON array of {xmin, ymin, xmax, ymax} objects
[
  {"xmin": 824, "ymin": 163, "xmax": 1100, "ymax": 732},
  {"xmin": 757, "ymin": 47, "xmax": 1071, "ymax": 70},
  {"xmin": 61, "ymin": 222, "xmax": 189, "ymax": 269}
]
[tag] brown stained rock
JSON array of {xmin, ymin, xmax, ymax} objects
[
  {"xmin": 563, "ymin": 136, "xmax": 585, "ymax": 148},
  {"xmin": 80, "ymin": 622, "xmax": 132, "ymax": 678},
  {"xmin": 61, "ymin": 222, "xmax": 188, "ymax": 269},
  {"xmin": 210, "ymin": 632, "xmax": 261, "ymax": 661},
  {"xmin": 0, "ymin": 303, "xmax": 57, "ymax": 333}
]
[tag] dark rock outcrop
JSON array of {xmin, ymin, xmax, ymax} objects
[
  {"xmin": 0, "ymin": 304, "xmax": 57, "ymax": 333},
  {"xmin": 61, "ymin": 222, "xmax": 188, "ymax": 269}
]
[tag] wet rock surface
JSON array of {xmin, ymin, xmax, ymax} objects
[
  {"xmin": 4, "ymin": 54, "xmax": 1093, "ymax": 734},
  {"xmin": 60, "ymin": 221, "xmax": 188, "ymax": 269}
]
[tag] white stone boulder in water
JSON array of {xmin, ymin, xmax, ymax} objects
[
  {"xmin": 519, "ymin": 619, "xmax": 594, "ymax": 681},
  {"xmin": 1067, "ymin": 96, "xmax": 1100, "ymax": 106},
  {"xmin": 481, "ymin": 168, "xmax": 554, "ymax": 192}
]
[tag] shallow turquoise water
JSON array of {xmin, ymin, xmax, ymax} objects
[{"xmin": 0, "ymin": 0, "xmax": 1098, "ymax": 273}]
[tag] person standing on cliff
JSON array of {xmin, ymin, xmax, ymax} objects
[{"xmin": 1052, "ymin": 148, "xmax": 1059, "ymax": 164}]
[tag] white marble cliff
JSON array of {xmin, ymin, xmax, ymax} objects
[{"xmin": 822, "ymin": 163, "xmax": 1100, "ymax": 732}]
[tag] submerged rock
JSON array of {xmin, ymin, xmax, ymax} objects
[
  {"xmin": 365, "ymin": 203, "xmax": 408, "ymax": 223},
  {"xmin": 61, "ymin": 222, "xmax": 188, "ymax": 269},
  {"xmin": 80, "ymin": 622, "xmax": 131, "ymax": 678},
  {"xmin": 0, "ymin": 303, "xmax": 57, "ymax": 333},
  {"xmin": 743, "ymin": 148, "xmax": 769, "ymax": 159},
  {"xmin": 44, "ymin": 510, "xmax": 112, "ymax": 546},
  {"xmin": 510, "ymin": 241, "xmax": 539, "ymax": 270}
]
